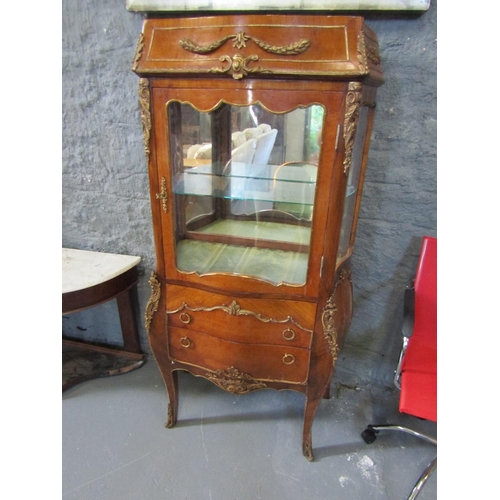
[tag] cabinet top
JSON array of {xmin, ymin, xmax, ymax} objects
[{"xmin": 132, "ymin": 15, "xmax": 383, "ymax": 85}]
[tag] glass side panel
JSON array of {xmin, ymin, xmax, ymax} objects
[
  {"xmin": 168, "ymin": 101, "xmax": 325, "ymax": 286},
  {"xmin": 337, "ymin": 106, "xmax": 370, "ymax": 262}
]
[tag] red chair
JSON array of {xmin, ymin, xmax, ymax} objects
[{"xmin": 362, "ymin": 236, "xmax": 437, "ymax": 500}]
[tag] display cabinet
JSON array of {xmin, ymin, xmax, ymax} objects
[{"xmin": 133, "ymin": 14, "xmax": 383, "ymax": 460}]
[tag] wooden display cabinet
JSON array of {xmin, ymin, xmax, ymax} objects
[{"xmin": 133, "ymin": 14, "xmax": 383, "ymax": 460}]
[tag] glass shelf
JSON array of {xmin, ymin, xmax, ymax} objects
[
  {"xmin": 173, "ymin": 161, "xmax": 317, "ymax": 207},
  {"xmin": 195, "ymin": 219, "xmax": 311, "ymax": 245},
  {"xmin": 176, "ymin": 239, "xmax": 309, "ymax": 285}
]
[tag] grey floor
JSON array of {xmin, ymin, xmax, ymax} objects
[{"xmin": 62, "ymin": 357, "xmax": 437, "ymax": 500}]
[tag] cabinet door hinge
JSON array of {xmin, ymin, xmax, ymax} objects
[{"xmin": 320, "ymin": 256, "xmax": 325, "ymax": 278}]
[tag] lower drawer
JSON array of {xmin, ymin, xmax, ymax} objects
[{"xmin": 168, "ymin": 326, "xmax": 310, "ymax": 385}]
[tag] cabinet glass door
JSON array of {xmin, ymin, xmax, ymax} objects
[{"xmin": 168, "ymin": 101, "xmax": 324, "ymax": 286}]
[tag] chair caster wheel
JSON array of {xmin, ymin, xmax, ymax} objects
[{"xmin": 361, "ymin": 426, "xmax": 378, "ymax": 444}]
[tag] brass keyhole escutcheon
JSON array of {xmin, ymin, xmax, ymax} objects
[
  {"xmin": 283, "ymin": 353, "xmax": 295, "ymax": 365},
  {"xmin": 179, "ymin": 312, "xmax": 192, "ymax": 324},
  {"xmin": 156, "ymin": 177, "xmax": 168, "ymax": 213},
  {"xmin": 282, "ymin": 328, "xmax": 295, "ymax": 341},
  {"xmin": 180, "ymin": 337, "xmax": 191, "ymax": 348}
]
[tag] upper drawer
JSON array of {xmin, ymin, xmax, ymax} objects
[
  {"xmin": 132, "ymin": 15, "xmax": 383, "ymax": 84},
  {"xmin": 166, "ymin": 284, "xmax": 316, "ymax": 349}
]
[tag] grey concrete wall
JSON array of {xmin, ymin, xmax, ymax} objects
[{"xmin": 62, "ymin": 1, "xmax": 436, "ymax": 387}]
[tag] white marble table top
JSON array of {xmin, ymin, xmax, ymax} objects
[
  {"xmin": 62, "ymin": 248, "xmax": 141, "ymax": 294},
  {"xmin": 126, "ymin": 0, "xmax": 431, "ymax": 11}
]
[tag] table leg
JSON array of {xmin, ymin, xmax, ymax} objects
[{"xmin": 116, "ymin": 287, "xmax": 141, "ymax": 354}]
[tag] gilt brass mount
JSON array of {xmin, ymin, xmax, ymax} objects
[
  {"xmin": 210, "ymin": 54, "xmax": 270, "ymax": 80},
  {"xmin": 138, "ymin": 78, "xmax": 151, "ymax": 162},
  {"xmin": 180, "ymin": 31, "xmax": 311, "ymax": 80},
  {"xmin": 343, "ymin": 82, "xmax": 363, "ymax": 175},
  {"xmin": 144, "ymin": 272, "xmax": 161, "ymax": 335},
  {"xmin": 156, "ymin": 177, "xmax": 168, "ymax": 213},
  {"xmin": 167, "ymin": 300, "xmax": 313, "ymax": 333},
  {"xmin": 179, "ymin": 31, "xmax": 310, "ymax": 56},
  {"xmin": 322, "ymin": 269, "xmax": 353, "ymax": 364},
  {"xmin": 205, "ymin": 367, "xmax": 267, "ymax": 394}
]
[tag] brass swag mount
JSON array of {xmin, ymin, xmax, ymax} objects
[
  {"xmin": 180, "ymin": 31, "xmax": 310, "ymax": 80},
  {"xmin": 179, "ymin": 31, "xmax": 310, "ymax": 56}
]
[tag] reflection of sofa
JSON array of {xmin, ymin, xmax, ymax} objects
[
  {"xmin": 187, "ymin": 124, "xmax": 277, "ymax": 165},
  {"xmin": 273, "ymin": 162, "xmax": 318, "ymax": 220},
  {"xmin": 253, "ymin": 129, "xmax": 278, "ymax": 164}
]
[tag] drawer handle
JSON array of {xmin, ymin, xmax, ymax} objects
[
  {"xmin": 179, "ymin": 312, "xmax": 192, "ymax": 324},
  {"xmin": 282, "ymin": 353, "xmax": 295, "ymax": 365},
  {"xmin": 282, "ymin": 328, "xmax": 296, "ymax": 341},
  {"xmin": 180, "ymin": 337, "xmax": 191, "ymax": 348}
]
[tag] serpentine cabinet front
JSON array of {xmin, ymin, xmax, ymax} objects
[{"xmin": 133, "ymin": 14, "xmax": 383, "ymax": 460}]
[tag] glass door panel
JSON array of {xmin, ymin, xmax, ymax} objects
[{"xmin": 168, "ymin": 101, "xmax": 325, "ymax": 286}]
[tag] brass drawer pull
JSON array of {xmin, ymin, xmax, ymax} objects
[
  {"xmin": 180, "ymin": 337, "xmax": 191, "ymax": 348},
  {"xmin": 283, "ymin": 353, "xmax": 295, "ymax": 365},
  {"xmin": 179, "ymin": 312, "xmax": 192, "ymax": 324},
  {"xmin": 282, "ymin": 328, "xmax": 296, "ymax": 341}
]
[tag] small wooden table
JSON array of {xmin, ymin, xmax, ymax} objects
[{"xmin": 62, "ymin": 248, "xmax": 146, "ymax": 391}]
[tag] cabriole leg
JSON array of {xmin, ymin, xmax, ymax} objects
[
  {"xmin": 164, "ymin": 369, "xmax": 179, "ymax": 428},
  {"xmin": 302, "ymin": 394, "xmax": 323, "ymax": 461}
]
